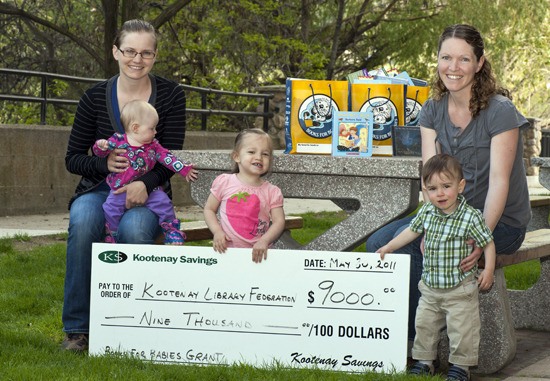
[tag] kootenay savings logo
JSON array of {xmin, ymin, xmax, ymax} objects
[{"xmin": 98, "ymin": 250, "xmax": 128, "ymax": 264}]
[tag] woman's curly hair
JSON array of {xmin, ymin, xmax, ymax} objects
[{"xmin": 432, "ymin": 24, "xmax": 510, "ymax": 118}]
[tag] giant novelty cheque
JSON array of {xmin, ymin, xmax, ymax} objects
[{"xmin": 90, "ymin": 244, "xmax": 410, "ymax": 373}]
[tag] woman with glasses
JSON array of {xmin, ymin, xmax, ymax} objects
[
  {"xmin": 62, "ymin": 19, "xmax": 186, "ymax": 352},
  {"xmin": 366, "ymin": 24, "xmax": 530, "ymax": 374}
]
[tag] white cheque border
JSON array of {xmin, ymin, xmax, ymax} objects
[{"xmin": 90, "ymin": 243, "xmax": 410, "ymax": 373}]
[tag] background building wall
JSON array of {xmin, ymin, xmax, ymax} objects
[
  {"xmin": 0, "ymin": 125, "xmax": 237, "ymax": 216},
  {"xmin": 0, "ymin": 118, "xmax": 544, "ymax": 216}
]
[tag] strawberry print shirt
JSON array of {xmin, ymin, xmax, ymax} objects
[
  {"xmin": 210, "ymin": 173, "xmax": 284, "ymax": 248},
  {"xmin": 93, "ymin": 133, "xmax": 192, "ymax": 190}
]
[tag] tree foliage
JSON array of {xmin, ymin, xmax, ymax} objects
[
  {"xmin": 0, "ymin": 0, "xmax": 548, "ymax": 127},
  {"xmin": 381, "ymin": 0, "xmax": 550, "ymax": 120}
]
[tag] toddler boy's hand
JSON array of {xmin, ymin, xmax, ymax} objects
[
  {"xmin": 375, "ymin": 246, "xmax": 390, "ymax": 260},
  {"xmin": 477, "ymin": 269, "xmax": 494, "ymax": 291}
]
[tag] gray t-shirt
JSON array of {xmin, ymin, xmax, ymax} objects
[{"xmin": 419, "ymin": 93, "xmax": 531, "ymax": 228}]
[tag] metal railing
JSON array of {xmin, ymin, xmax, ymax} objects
[{"xmin": 0, "ymin": 68, "xmax": 274, "ymax": 131}]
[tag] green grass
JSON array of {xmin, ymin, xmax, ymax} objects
[
  {"xmin": 290, "ymin": 210, "xmax": 349, "ymax": 243},
  {"xmin": 0, "ymin": 243, "xmax": 430, "ymax": 380},
  {"xmin": 290, "ymin": 210, "xmax": 366, "ymax": 252},
  {"xmin": 0, "ymin": 212, "xmax": 540, "ymax": 380},
  {"xmin": 504, "ymin": 260, "xmax": 541, "ymax": 290}
]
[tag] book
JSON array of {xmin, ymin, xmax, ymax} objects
[
  {"xmin": 391, "ymin": 125, "xmax": 422, "ymax": 156},
  {"xmin": 332, "ymin": 111, "xmax": 374, "ymax": 157}
]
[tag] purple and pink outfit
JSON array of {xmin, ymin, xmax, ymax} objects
[
  {"xmin": 209, "ymin": 173, "xmax": 283, "ymax": 248},
  {"xmin": 93, "ymin": 132, "xmax": 192, "ymax": 244}
]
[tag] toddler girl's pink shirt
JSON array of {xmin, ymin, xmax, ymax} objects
[{"xmin": 210, "ymin": 173, "xmax": 283, "ymax": 248}]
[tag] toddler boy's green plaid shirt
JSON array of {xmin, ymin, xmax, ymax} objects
[{"xmin": 409, "ymin": 194, "xmax": 493, "ymax": 288}]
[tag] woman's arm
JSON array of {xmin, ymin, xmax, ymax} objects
[
  {"xmin": 420, "ymin": 126, "xmax": 439, "ymax": 201},
  {"xmin": 65, "ymin": 91, "xmax": 110, "ymax": 178},
  {"xmin": 420, "ymin": 126, "xmax": 438, "ymax": 162},
  {"xmin": 460, "ymin": 128, "xmax": 518, "ymax": 272},
  {"xmin": 484, "ymin": 128, "xmax": 518, "ymax": 230}
]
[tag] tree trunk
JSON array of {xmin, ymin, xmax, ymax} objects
[
  {"xmin": 326, "ymin": 0, "xmax": 346, "ymax": 80},
  {"xmin": 102, "ymin": 0, "xmax": 120, "ymax": 77}
]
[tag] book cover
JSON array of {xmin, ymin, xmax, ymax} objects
[
  {"xmin": 391, "ymin": 125, "xmax": 421, "ymax": 156},
  {"xmin": 332, "ymin": 111, "xmax": 374, "ymax": 157}
]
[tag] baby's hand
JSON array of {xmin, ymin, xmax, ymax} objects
[
  {"xmin": 212, "ymin": 232, "xmax": 229, "ymax": 254},
  {"xmin": 477, "ymin": 269, "xmax": 494, "ymax": 291},
  {"xmin": 185, "ymin": 166, "xmax": 199, "ymax": 182},
  {"xmin": 96, "ymin": 139, "xmax": 109, "ymax": 151}
]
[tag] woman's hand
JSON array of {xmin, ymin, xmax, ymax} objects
[
  {"xmin": 460, "ymin": 239, "xmax": 483, "ymax": 272},
  {"xmin": 107, "ymin": 148, "xmax": 129, "ymax": 173},
  {"xmin": 114, "ymin": 181, "xmax": 148, "ymax": 209}
]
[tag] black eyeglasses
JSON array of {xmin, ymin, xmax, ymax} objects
[{"xmin": 117, "ymin": 47, "xmax": 156, "ymax": 59}]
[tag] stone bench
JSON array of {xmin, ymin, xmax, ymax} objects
[
  {"xmin": 438, "ymin": 228, "xmax": 550, "ymax": 374},
  {"xmin": 175, "ymin": 151, "xmax": 422, "ymax": 251},
  {"xmin": 155, "ymin": 216, "xmax": 303, "ymax": 244},
  {"xmin": 528, "ymin": 196, "xmax": 550, "ymax": 231},
  {"xmin": 180, "ymin": 216, "xmax": 304, "ymax": 242}
]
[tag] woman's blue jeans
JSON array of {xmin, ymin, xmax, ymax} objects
[
  {"xmin": 366, "ymin": 216, "xmax": 526, "ymax": 341},
  {"xmin": 62, "ymin": 185, "xmax": 161, "ymax": 334}
]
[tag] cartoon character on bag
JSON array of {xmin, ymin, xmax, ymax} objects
[
  {"xmin": 360, "ymin": 97, "xmax": 397, "ymax": 141},
  {"xmin": 405, "ymin": 98, "xmax": 422, "ymax": 126},
  {"xmin": 298, "ymin": 94, "xmax": 338, "ymax": 139},
  {"xmin": 301, "ymin": 96, "xmax": 333, "ymax": 128}
]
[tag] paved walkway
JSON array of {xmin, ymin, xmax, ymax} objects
[
  {"xmin": 481, "ymin": 329, "xmax": 550, "ymax": 381},
  {"xmin": 2, "ymin": 175, "xmax": 548, "ymax": 238},
  {"xmin": 0, "ymin": 177, "xmax": 549, "ymax": 379},
  {"xmin": 0, "ymin": 198, "xmax": 342, "ymax": 238}
]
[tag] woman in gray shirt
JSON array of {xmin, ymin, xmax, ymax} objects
[{"xmin": 366, "ymin": 24, "xmax": 530, "ymax": 351}]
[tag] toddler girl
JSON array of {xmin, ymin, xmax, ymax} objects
[{"xmin": 204, "ymin": 129, "xmax": 285, "ymax": 263}]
